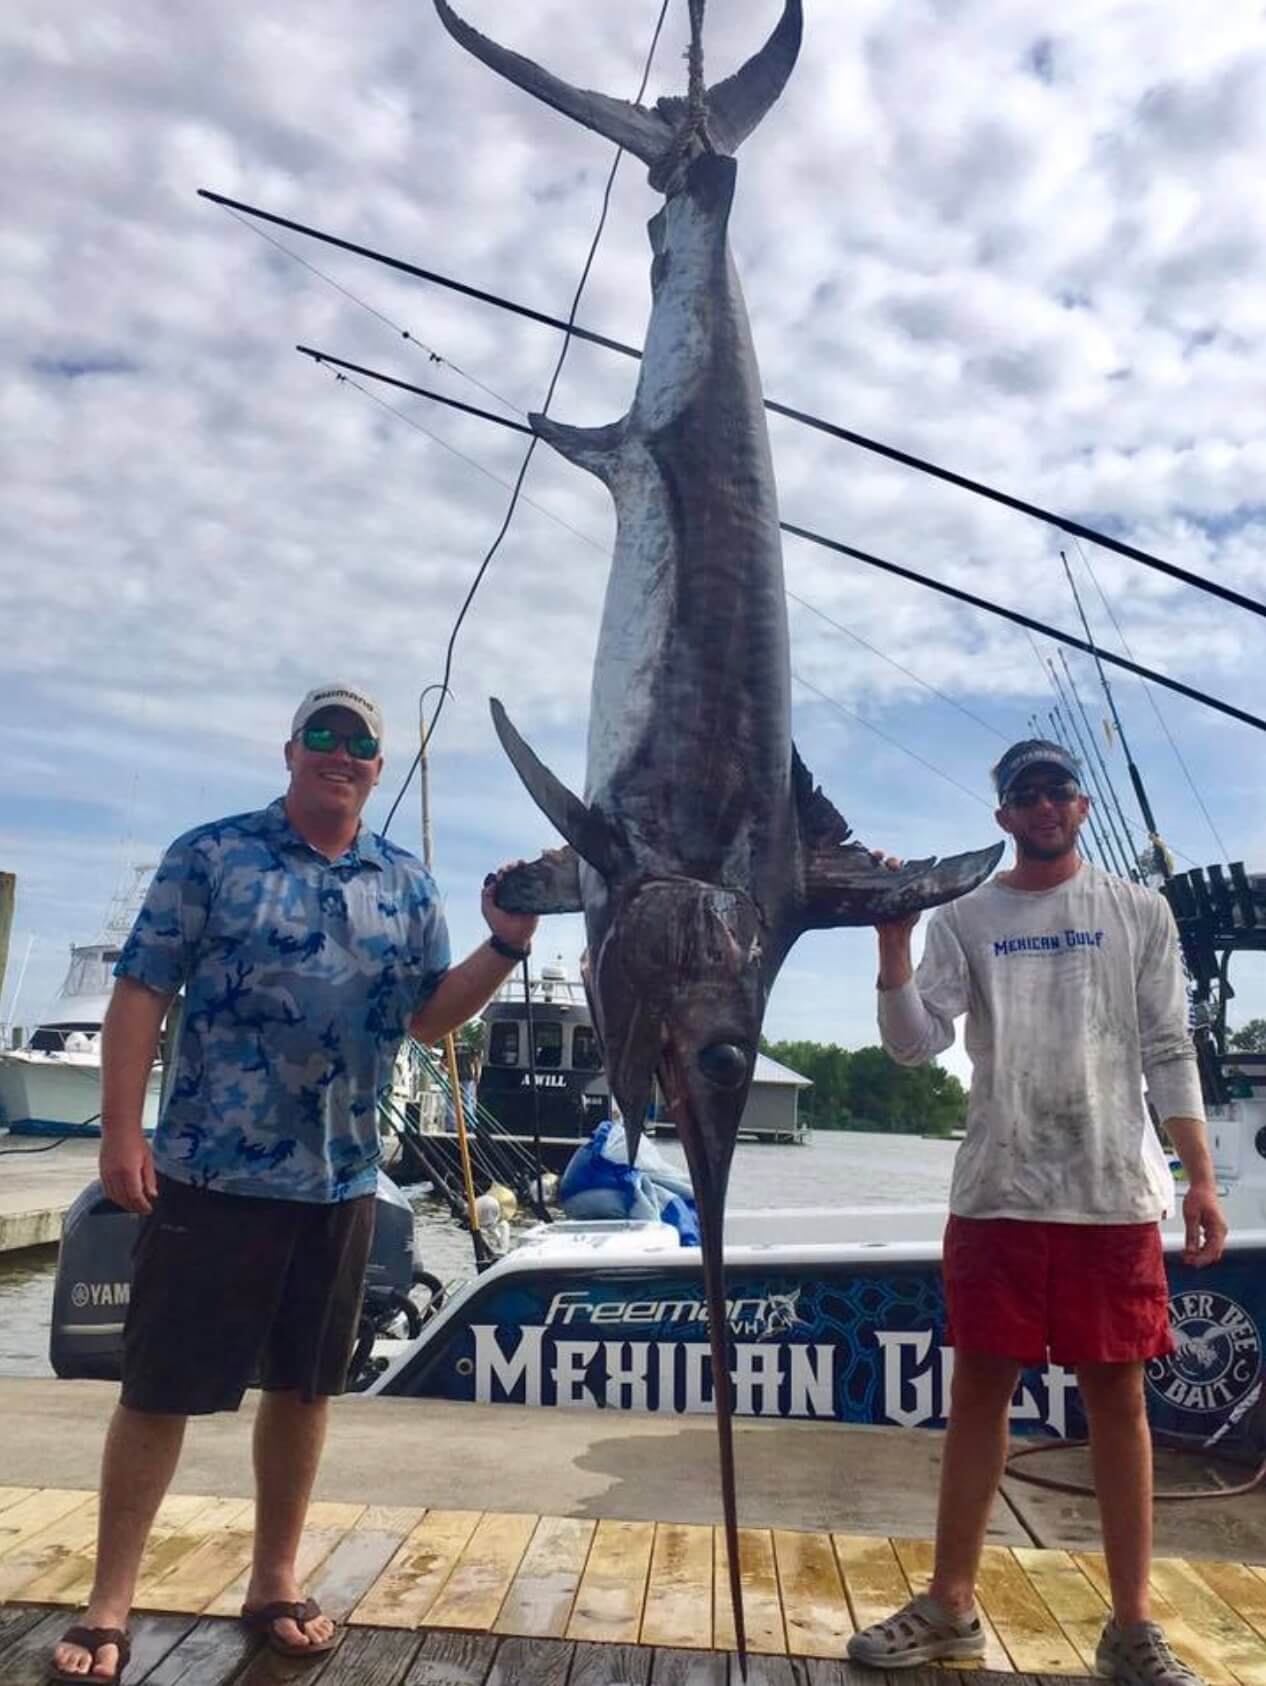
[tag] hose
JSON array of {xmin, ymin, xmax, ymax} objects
[{"xmin": 1005, "ymin": 1439, "xmax": 1266, "ymax": 1501}]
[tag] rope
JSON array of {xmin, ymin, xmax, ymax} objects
[{"xmin": 650, "ymin": 0, "xmax": 713, "ymax": 190}]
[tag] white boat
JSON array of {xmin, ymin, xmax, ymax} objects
[{"xmin": 0, "ymin": 867, "xmax": 162, "ymax": 1137}]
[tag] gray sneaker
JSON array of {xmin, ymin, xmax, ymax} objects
[
  {"xmin": 847, "ymin": 1592, "xmax": 987, "ymax": 1669},
  {"xmin": 1095, "ymin": 1620, "xmax": 1205, "ymax": 1686}
]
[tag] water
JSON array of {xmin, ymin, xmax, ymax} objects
[{"xmin": 0, "ymin": 1131, "xmax": 958, "ymax": 1379}]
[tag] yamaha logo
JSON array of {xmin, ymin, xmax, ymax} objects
[
  {"xmin": 1146, "ymin": 1291, "xmax": 1262, "ymax": 1415},
  {"xmin": 71, "ymin": 1282, "xmax": 90, "ymax": 1309}
]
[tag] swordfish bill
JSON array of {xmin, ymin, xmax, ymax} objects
[{"xmin": 434, "ymin": 0, "xmax": 1002, "ymax": 1664}]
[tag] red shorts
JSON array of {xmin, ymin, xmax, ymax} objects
[{"xmin": 942, "ymin": 1215, "xmax": 1175, "ymax": 1367}]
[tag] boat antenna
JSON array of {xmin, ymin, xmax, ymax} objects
[
  {"xmin": 1046, "ymin": 661, "xmax": 1137, "ymax": 878},
  {"xmin": 1060, "ymin": 552, "xmax": 1171, "ymax": 882}
]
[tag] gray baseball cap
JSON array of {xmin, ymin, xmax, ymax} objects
[
  {"xmin": 291, "ymin": 683, "xmax": 384, "ymax": 744},
  {"xmin": 992, "ymin": 738, "xmax": 1080, "ymax": 800}
]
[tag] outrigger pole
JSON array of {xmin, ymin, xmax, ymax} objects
[
  {"xmin": 199, "ymin": 187, "xmax": 1266, "ymax": 624},
  {"xmin": 295, "ymin": 344, "xmax": 1266, "ymax": 738}
]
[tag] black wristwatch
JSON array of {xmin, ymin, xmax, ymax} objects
[{"xmin": 488, "ymin": 933, "xmax": 531, "ymax": 963}]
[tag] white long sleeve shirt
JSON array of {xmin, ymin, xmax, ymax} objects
[{"xmin": 878, "ymin": 861, "xmax": 1201, "ymax": 1224}]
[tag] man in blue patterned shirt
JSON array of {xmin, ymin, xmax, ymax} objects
[{"xmin": 52, "ymin": 684, "xmax": 539, "ymax": 1682}]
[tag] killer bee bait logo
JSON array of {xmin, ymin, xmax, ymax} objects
[{"xmin": 1146, "ymin": 1291, "xmax": 1261, "ymax": 1415}]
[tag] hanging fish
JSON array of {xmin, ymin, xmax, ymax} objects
[{"xmin": 433, "ymin": 0, "xmax": 1002, "ymax": 1663}]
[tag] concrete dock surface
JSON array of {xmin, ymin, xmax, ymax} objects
[
  {"xmin": 0, "ymin": 1139, "xmax": 97, "ymax": 1252},
  {"xmin": 1, "ymin": 1381, "xmax": 1262, "ymax": 1564}
]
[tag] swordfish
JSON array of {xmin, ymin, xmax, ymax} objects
[{"xmin": 433, "ymin": 0, "xmax": 1002, "ymax": 1659}]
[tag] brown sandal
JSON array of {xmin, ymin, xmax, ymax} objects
[
  {"xmin": 240, "ymin": 1598, "xmax": 337, "ymax": 1657},
  {"xmin": 49, "ymin": 1625, "xmax": 132, "ymax": 1684}
]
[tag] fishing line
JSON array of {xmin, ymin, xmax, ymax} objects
[
  {"xmin": 381, "ymin": 0, "xmax": 675, "ymax": 835},
  {"xmin": 1071, "ymin": 538, "xmax": 1231, "ymax": 861},
  {"xmin": 791, "ymin": 673, "xmax": 994, "ymax": 811},
  {"xmin": 201, "ymin": 188, "xmax": 1266, "ymax": 625}
]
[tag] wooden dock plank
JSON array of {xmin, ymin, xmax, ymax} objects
[
  {"xmin": 570, "ymin": 1639, "xmax": 652, "ymax": 1684},
  {"xmin": 308, "ymin": 1625, "xmax": 421, "ymax": 1686},
  {"xmin": 484, "ymin": 1635, "xmax": 572, "ymax": 1686},
  {"xmin": 494, "ymin": 1516, "xmax": 595, "ymax": 1639},
  {"xmin": 0, "ymin": 1497, "xmax": 35, "ymax": 1522},
  {"xmin": 1074, "ymin": 1552, "xmax": 1235, "ymax": 1686},
  {"xmin": 16, "ymin": 1494, "xmax": 220, "ymax": 1609},
  {"xmin": 203, "ymin": 1498, "xmax": 367, "ymax": 1619},
  {"xmin": 772, "ymin": 1529, "xmax": 853, "ymax": 1659},
  {"xmin": 714, "ymin": 1527, "xmax": 787, "ymax": 1656},
  {"xmin": 892, "ymin": 1537, "xmax": 1010, "ymax": 1672},
  {"xmin": 1149, "ymin": 1558, "xmax": 1266, "ymax": 1686},
  {"xmin": 639, "ymin": 1523, "xmax": 714, "ymax": 1651},
  {"xmin": 566, "ymin": 1518, "xmax": 654, "ymax": 1646},
  {"xmin": 140, "ymin": 1613, "xmax": 258, "ymax": 1686},
  {"xmin": 832, "ymin": 1533, "xmax": 911, "ymax": 1633},
  {"xmin": 424, "ymin": 1510, "xmax": 537, "ymax": 1633},
  {"xmin": 1190, "ymin": 1560, "xmax": 1266, "ymax": 1642},
  {"xmin": 352, "ymin": 1509, "xmax": 481, "ymax": 1630},
  {"xmin": 308, "ymin": 1510, "xmax": 426, "ymax": 1625},
  {"xmin": 650, "ymin": 1647, "xmax": 729, "ymax": 1685},
  {"xmin": 0, "ymin": 1500, "xmax": 100, "ymax": 1602},
  {"xmin": 0, "ymin": 1491, "xmax": 95, "ymax": 1564},
  {"xmin": 1011, "ymin": 1546, "xmax": 1108, "ymax": 1672},
  {"xmin": 134, "ymin": 1497, "xmax": 255, "ymax": 1610},
  {"xmin": 402, "ymin": 1629, "xmax": 499, "ymax": 1685},
  {"xmin": 974, "ymin": 1547, "xmax": 1085, "ymax": 1676}
]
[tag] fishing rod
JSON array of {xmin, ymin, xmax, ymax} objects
[
  {"xmin": 296, "ymin": 344, "xmax": 1266, "ymax": 738},
  {"xmin": 202, "ymin": 187, "xmax": 1266, "ymax": 625},
  {"xmin": 1061, "ymin": 553, "xmax": 1172, "ymax": 881},
  {"xmin": 1056, "ymin": 648, "xmax": 1143, "ymax": 878},
  {"xmin": 1046, "ymin": 662, "xmax": 1136, "ymax": 878},
  {"xmin": 1039, "ymin": 705, "xmax": 1123, "ymax": 877}
]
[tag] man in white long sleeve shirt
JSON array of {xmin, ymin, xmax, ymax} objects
[{"xmin": 847, "ymin": 739, "xmax": 1226, "ymax": 1686}]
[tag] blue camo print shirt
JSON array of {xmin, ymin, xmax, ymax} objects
[{"xmin": 114, "ymin": 798, "xmax": 451, "ymax": 1203}]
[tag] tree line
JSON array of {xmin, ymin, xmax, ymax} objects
[{"xmin": 761, "ymin": 1038, "xmax": 968, "ymax": 1136}]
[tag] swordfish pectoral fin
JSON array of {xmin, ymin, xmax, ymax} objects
[
  {"xmin": 490, "ymin": 699, "xmax": 619, "ymax": 877},
  {"xmin": 529, "ymin": 413, "xmax": 626, "ymax": 483},
  {"xmin": 802, "ymin": 841, "xmax": 1006, "ymax": 929},
  {"xmin": 432, "ymin": 0, "xmax": 673, "ymax": 165},
  {"xmin": 493, "ymin": 847, "xmax": 584, "ymax": 917}
]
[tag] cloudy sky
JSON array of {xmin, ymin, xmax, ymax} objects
[{"xmin": 4, "ymin": 0, "xmax": 1265, "ymax": 1079}]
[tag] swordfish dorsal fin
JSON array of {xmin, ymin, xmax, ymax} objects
[
  {"xmin": 489, "ymin": 699, "xmax": 619, "ymax": 878},
  {"xmin": 432, "ymin": 0, "xmax": 803, "ymax": 180}
]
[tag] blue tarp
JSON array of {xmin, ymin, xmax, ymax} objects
[{"xmin": 559, "ymin": 1120, "xmax": 700, "ymax": 1245}]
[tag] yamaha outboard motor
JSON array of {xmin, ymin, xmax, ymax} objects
[{"xmin": 50, "ymin": 1171, "xmax": 440, "ymax": 1388}]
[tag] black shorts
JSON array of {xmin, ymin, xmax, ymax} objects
[{"xmin": 121, "ymin": 1174, "xmax": 375, "ymax": 1415}]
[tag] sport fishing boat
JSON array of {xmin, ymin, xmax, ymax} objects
[
  {"xmin": 48, "ymin": 862, "xmax": 1266, "ymax": 1452},
  {"xmin": 360, "ymin": 859, "xmax": 1266, "ymax": 1448},
  {"xmin": 0, "ymin": 868, "xmax": 162, "ymax": 1137}
]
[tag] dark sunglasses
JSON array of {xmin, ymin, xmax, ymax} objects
[
  {"xmin": 1006, "ymin": 780, "xmax": 1081, "ymax": 809},
  {"xmin": 299, "ymin": 725, "xmax": 380, "ymax": 760}
]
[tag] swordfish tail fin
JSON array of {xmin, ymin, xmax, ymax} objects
[
  {"xmin": 528, "ymin": 414, "xmax": 625, "ymax": 482},
  {"xmin": 432, "ymin": 0, "xmax": 802, "ymax": 183}
]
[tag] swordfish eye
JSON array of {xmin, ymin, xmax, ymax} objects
[{"xmin": 697, "ymin": 1042, "xmax": 750, "ymax": 1090}]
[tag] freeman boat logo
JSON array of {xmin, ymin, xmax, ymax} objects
[
  {"xmin": 1146, "ymin": 1291, "xmax": 1261, "ymax": 1414},
  {"xmin": 543, "ymin": 1287, "xmax": 805, "ymax": 1339}
]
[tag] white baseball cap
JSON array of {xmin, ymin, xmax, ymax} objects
[{"xmin": 291, "ymin": 683, "xmax": 384, "ymax": 745}]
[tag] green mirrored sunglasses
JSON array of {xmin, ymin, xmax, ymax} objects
[{"xmin": 300, "ymin": 725, "xmax": 380, "ymax": 760}]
